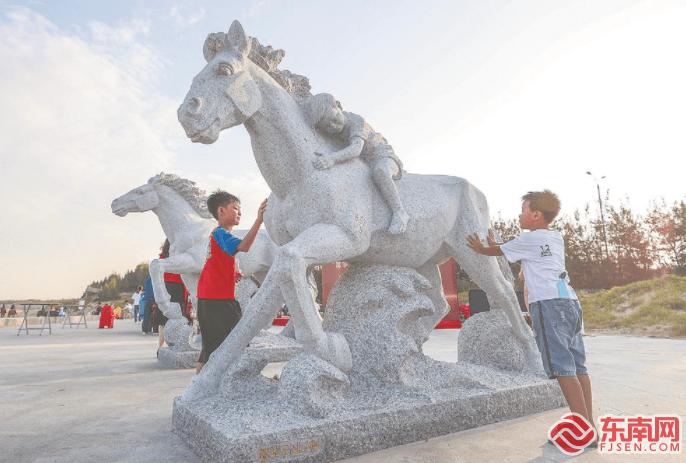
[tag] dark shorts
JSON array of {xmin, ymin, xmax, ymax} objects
[
  {"xmin": 166, "ymin": 280, "xmax": 185, "ymax": 304},
  {"xmin": 153, "ymin": 307, "xmax": 168, "ymax": 328},
  {"xmin": 529, "ymin": 298, "xmax": 588, "ymax": 379},
  {"xmin": 154, "ymin": 281, "xmax": 184, "ymax": 327},
  {"xmin": 197, "ymin": 298, "xmax": 242, "ymax": 364}
]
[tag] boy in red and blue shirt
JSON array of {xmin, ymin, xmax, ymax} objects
[{"xmin": 196, "ymin": 191, "xmax": 267, "ymax": 373}]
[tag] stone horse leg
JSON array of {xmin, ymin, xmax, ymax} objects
[
  {"xmin": 183, "ymin": 261, "xmax": 285, "ymax": 400},
  {"xmin": 182, "ymin": 223, "xmax": 368, "ymax": 401},
  {"xmin": 443, "ymin": 188, "xmax": 539, "ymax": 367},
  {"xmin": 270, "ymin": 224, "xmax": 367, "ymax": 367},
  {"xmin": 180, "ymin": 273, "xmax": 199, "ymax": 318},
  {"xmin": 415, "ymin": 262, "xmax": 450, "ymax": 343},
  {"xmin": 149, "ymin": 254, "xmax": 198, "ymax": 318}
]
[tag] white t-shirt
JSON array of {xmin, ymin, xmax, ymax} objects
[
  {"xmin": 132, "ymin": 292, "xmax": 142, "ymax": 305},
  {"xmin": 500, "ymin": 229, "xmax": 577, "ymax": 304}
]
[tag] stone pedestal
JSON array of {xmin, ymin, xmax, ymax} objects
[
  {"xmin": 173, "ymin": 367, "xmax": 564, "ymax": 462},
  {"xmin": 172, "ymin": 265, "xmax": 564, "ymax": 462}
]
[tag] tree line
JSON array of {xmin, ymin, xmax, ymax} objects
[{"xmin": 86, "ymin": 263, "xmax": 149, "ymax": 300}]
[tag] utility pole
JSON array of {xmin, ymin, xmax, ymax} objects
[{"xmin": 586, "ymin": 171, "xmax": 609, "ymax": 259}]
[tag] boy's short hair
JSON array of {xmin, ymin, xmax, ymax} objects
[
  {"xmin": 522, "ymin": 190, "xmax": 561, "ymax": 223},
  {"xmin": 207, "ymin": 190, "xmax": 240, "ymax": 220},
  {"xmin": 305, "ymin": 93, "xmax": 342, "ymax": 127}
]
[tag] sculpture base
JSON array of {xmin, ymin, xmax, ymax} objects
[
  {"xmin": 172, "ymin": 365, "xmax": 565, "ymax": 463},
  {"xmin": 158, "ymin": 347, "xmax": 198, "ymax": 369}
]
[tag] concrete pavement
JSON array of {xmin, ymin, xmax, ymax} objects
[{"xmin": 1, "ymin": 321, "xmax": 683, "ymax": 463}]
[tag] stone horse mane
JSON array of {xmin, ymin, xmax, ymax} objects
[
  {"xmin": 203, "ymin": 32, "xmax": 312, "ymax": 103},
  {"xmin": 147, "ymin": 173, "xmax": 213, "ymax": 219}
]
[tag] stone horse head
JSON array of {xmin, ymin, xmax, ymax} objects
[
  {"xmin": 111, "ymin": 180, "xmax": 162, "ymax": 216},
  {"xmin": 178, "ymin": 21, "xmax": 262, "ymax": 144}
]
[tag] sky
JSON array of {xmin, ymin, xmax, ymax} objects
[{"xmin": 1, "ymin": 0, "xmax": 685, "ymax": 299}]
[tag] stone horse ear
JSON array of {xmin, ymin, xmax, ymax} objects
[
  {"xmin": 202, "ymin": 21, "xmax": 251, "ymax": 63},
  {"xmin": 227, "ymin": 20, "xmax": 251, "ymax": 58}
]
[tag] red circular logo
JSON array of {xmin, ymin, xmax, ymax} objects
[{"xmin": 548, "ymin": 413, "xmax": 597, "ymax": 455}]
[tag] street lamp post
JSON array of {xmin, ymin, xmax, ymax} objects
[{"xmin": 586, "ymin": 171, "xmax": 609, "ymax": 259}]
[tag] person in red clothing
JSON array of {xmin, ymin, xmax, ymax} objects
[
  {"xmin": 157, "ymin": 239, "xmax": 192, "ymax": 349},
  {"xmin": 98, "ymin": 302, "xmax": 114, "ymax": 329},
  {"xmin": 195, "ymin": 191, "xmax": 267, "ymax": 373}
]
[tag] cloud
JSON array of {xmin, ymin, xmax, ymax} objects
[
  {"xmin": 242, "ymin": 1, "xmax": 267, "ymax": 19},
  {"xmin": 168, "ymin": 4, "xmax": 205, "ymax": 28},
  {"xmin": 0, "ymin": 8, "xmax": 181, "ymax": 299},
  {"xmin": 86, "ymin": 16, "xmax": 163, "ymax": 90}
]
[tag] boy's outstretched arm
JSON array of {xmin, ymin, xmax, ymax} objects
[
  {"xmin": 236, "ymin": 199, "xmax": 268, "ymax": 253},
  {"xmin": 466, "ymin": 233, "xmax": 504, "ymax": 257},
  {"xmin": 313, "ymin": 138, "xmax": 364, "ymax": 170}
]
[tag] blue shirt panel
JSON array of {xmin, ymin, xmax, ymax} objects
[
  {"xmin": 213, "ymin": 228, "xmax": 242, "ymax": 256},
  {"xmin": 143, "ymin": 276, "xmax": 155, "ymax": 306}
]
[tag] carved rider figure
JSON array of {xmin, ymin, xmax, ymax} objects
[{"xmin": 306, "ymin": 93, "xmax": 410, "ymax": 234}]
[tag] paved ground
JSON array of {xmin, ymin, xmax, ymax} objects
[{"xmin": 1, "ymin": 320, "xmax": 684, "ymax": 463}]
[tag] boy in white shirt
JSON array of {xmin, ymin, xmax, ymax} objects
[{"xmin": 467, "ymin": 190, "xmax": 596, "ymax": 442}]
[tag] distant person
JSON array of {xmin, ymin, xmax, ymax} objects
[
  {"xmin": 467, "ymin": 190, "xmax": 597, "ymax": 446},
  {"xmin": 195, "ymin": 191, "xmax": 267, "ymax": 373},
  {"xmin": 113, "ymin": 304, "xmax": 122, "ymax": 319},
  {"xmin": 141, "ymin": 278, "xmax": 154, "ymax": 335},
  {"xmin": 158, "ymin": 239, "xmax": 192, "ymax": 340},
  {"xmin": 124, "ymin": 300, "xmax": 133, "ymax": 320},
  {"xmin": 0, "ymin": 305, "xmax": 6, "ymax": 318},
  {"xmin": 153, "ymin": 240, "xmax": 194, "ymax": 351},
  {"xmin": 149, "ymin": 259, "xmax": 169, "ymax": 350},
  {"xmin": 149, "ymin": 247, "xmax": 171, "ymax": 350},
  {"xmin": 98, "ymin": 303, "xmax": 114, "ymax": 329},
  {"xmin": 138, "ymin": 293, "xmax": 145, "ymax": 323},
  {"xmin": 8, "ymin": 305, "xmax": 17, "ymax": 317},
  {"xmin": 132, "ymin": 286, "xmax": 143, "ymax": 323}
]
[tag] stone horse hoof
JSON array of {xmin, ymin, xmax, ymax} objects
[
  {"xmin": 181, "ymin": 373, "xmax": 216, "ymax": 402},
  {"xmin": 279, "ymin": 353, "xmax": 350, "ymax": 418},
  {"xmin": 165, "ymin": 301, "xmax": 183, "ymax": 319}
]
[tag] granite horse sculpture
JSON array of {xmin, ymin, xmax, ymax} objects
[
  {"xmin": 177, "ymin": 21, "xmax": 539, "ymax": 400},
  {"xmin": 111, "ymin": 173, "xmax": 278, "ymax": 349}
]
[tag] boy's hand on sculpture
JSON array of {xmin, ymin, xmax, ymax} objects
[
  {"xmin": 467, "ymin": 233, "xmax": 504, "ymax": 257},
  {"xmin": 313, "ymin": 152, "xmax": 335, "ymax": 170},
  {"xmin": 466, "ymin": 233, "xmax": 486, "ymax": 254},
  {"xmin": 257, "ymin": 198, "xmax": 268, "ymax": 222}
]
